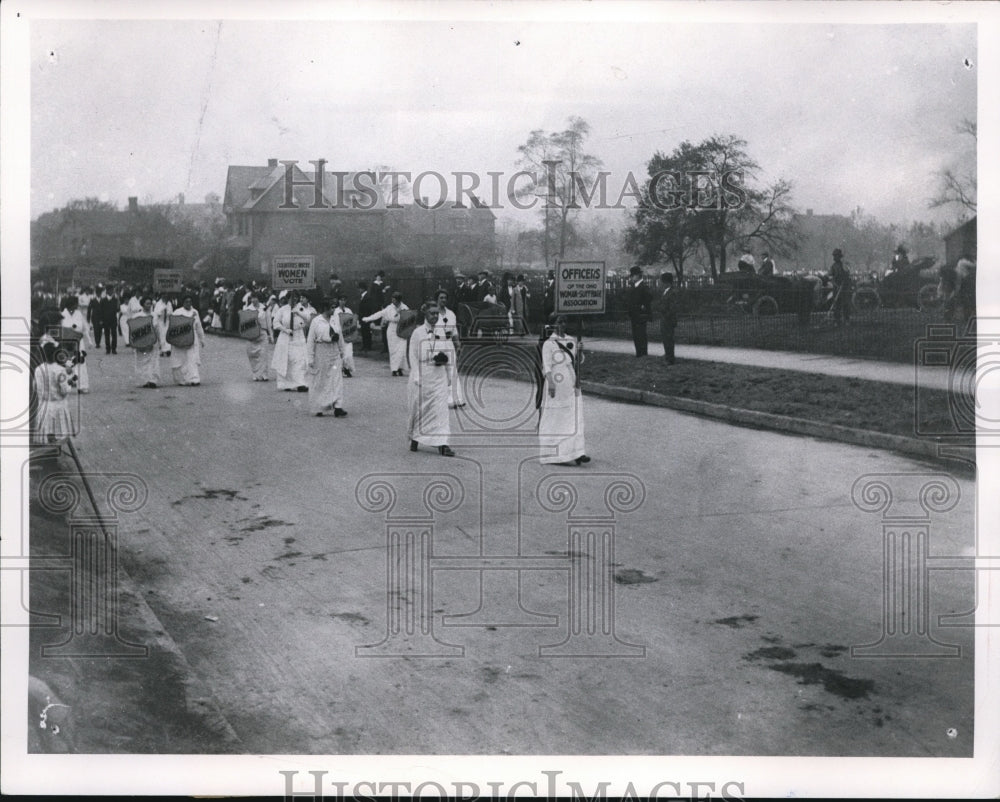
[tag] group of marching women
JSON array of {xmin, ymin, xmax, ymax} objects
[{"xmin": 37, "ymin": 288, "xmax": 590, "ymax": 465}]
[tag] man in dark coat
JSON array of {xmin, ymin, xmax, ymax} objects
[
  {"xmin": 830, "ymin": 248, "xmax": 851, "ymax": 325},
  {"xmin": 624, "ymin": 266, "xmax": 653, "ymax": 356},
  {"xmin": 95, "ymin": 284, "xmax": 120, "ymax": 354},
  {"xmin": 658, "ymin": 272, "xmax": 680, "ymax": 364},
  {"xmin": 357, "ymin": 281, "xmax": 378, "ymax": 351}
]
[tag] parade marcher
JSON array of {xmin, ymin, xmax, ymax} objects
[
  {"xmin": 357, "ymin": 281, "xmax": 377, "ymax": 352},
  {"xmin": 658, "ymin": 272, "xmax": 680, "ymax": 365},
  {"xmin": 60, "ymin": 295, "xmax": 92, "ymax": 393},
  {"xmin": 435, "ymin": 289, "xmax": 465, "ymax": 408},
  {"xmin": 539, "ymin": 314, "xmax": 588, "ymax": 466},
  {"xmin": 271, "ymin": 291, "xmax": 310, "ymax": 391},
  {"xmin": 625, "ymin": 265, "xmax": 653, "ymax": 357},
  {"xmin": 305, "ymin": 298, "xmax": 348, "ymax": 418},
  {"xmin": 830, "ymin": 248, "xmax": 851, "ymax": 326},
  {"xmin": 334, "ymin": 295, "xmax": 356, "ymax": 377},
  {"xmin": 363, "ymin": 291, "xmax": 409, "ymax": 376},
  {"xmin": 513, "ymin": 274, "xmax": 531, "ymax": 335},
  {"xmin": 120, "ymin": 288, "xmax": 140, "ymax": 346},
  {"xmin": 407, "ymin": 301, "xmax": 455, "ymax": 457},
  {"xmin": 760, "ymin": 252, "xmax": 775, "ymax": 277},
  {"xmin": 153, "ymin": 292, "xmax": 174, "ymax": 357},
  {"xmin": 245, "ymin": 293, "xmax": 273, "ymax": 381},
  {"xmin": 33, "ymin": 341, "xmax": 74, "ymax": 445},
  {"xmin": 168, "ymin": 295, "xmax": 206, "ymax": 386},
  {"xmin": 130, "ymin": 296, "xmax": 160, "ymax": 388},
  {"xmin": 78, "ymin": 286, "xmax": 94, "ymax": 325}
]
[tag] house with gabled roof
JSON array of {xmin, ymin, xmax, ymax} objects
[{"xmin": 221, "ymin": 159, "xmax": 497, "ymax": 284}]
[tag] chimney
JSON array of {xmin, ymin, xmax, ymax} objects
[
  {"xmin": 806, "ymin": 208, "xmax": 813, "ymax": 216},
  {"xmin": 268, "ymin": 158, "xmax": 278, "ymax": 168},
  {"xmin": 128, "ymin": 196, "xmax": 138, "ymax": 213},
  {"xmin": 178, "ymin": 192, "xmax": 185, "ymax": 205}
]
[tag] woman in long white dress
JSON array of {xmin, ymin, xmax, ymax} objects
[
  {"xmin": 153, "ymin": 292, "xmax": 173, "ymax": 357},
  {"xmin": 334, "ymin": 295, "xmax": 356, "ymax": 377},
  {"xmin": 168, "ymin": 295, "xmax": 206, "ymax": 386},
  {"xmin": 538, "ymin": 315, "xmax": 589, "ymax": 466},
  {"xmin": 60, "ymin": 295, "xmax": 93, "ymax": 394},
  {"xmin": 305, "ymin": 299, "xmax": 347, "ymax": 417},
  {"xmin": 130, "ymin": 296, "xmax": 160, "ymax": 388},
  {"xmin": 362, "ymin": 291, "xmax": 409, "ymax": 376},
  {"xmin": 245, "ymin": 293, "xmax": 273, "ymax": 381},
  {"xmin": 270, "ymin": 291, "xmax": 310, "ymax": 391}
]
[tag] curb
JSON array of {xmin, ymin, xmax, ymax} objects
[{"xmin": 579, "ymin": 380, "xmax": 964, "ymax": 465}]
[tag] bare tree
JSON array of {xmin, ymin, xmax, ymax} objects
[
  {"xmin": 928, "ymin": 118, "xmax": 977, "ymax": 216},
  {"xmin": 515, "ymin": 117, "xmax": 604, "ymax": 268}
]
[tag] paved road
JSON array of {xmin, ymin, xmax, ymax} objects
[{"xmin": 67, "ymin": 336, "xmax": 974, "ymax": 756}]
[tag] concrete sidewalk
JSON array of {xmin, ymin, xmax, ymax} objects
[{"xmin": 580, "ymin": 337, "xmax": 952, "ymax": 392}]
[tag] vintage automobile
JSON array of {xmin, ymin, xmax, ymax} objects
[
  {"xmin": 705, "ymin": 270, "xmax": 815, "ymax": 317},
  {"xmin": 851, "ymin": 256, "xmax": 941, "ymax": 311},
  {"xmin": 457, "ymin": 301, "xmax": 510, "ymax": 342}
]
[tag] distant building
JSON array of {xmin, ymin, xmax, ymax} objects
[
  {"xmin": 221, "ymin": 159, "xmax": 497, "ymax": 284},
  {"xmin": 790, "ymin": 209, "xmax": 854, "ymax": 272}
]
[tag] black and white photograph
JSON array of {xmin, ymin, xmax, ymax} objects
[{"xmin": 1, "ymin": 1, "xmax": 998, "ymax": 797}]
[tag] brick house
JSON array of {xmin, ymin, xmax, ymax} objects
[{"xmin": 222, "ymin": 159, "xmax": 497, "ymax": 287}]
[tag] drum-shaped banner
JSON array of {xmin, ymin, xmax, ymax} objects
[
  {"xmin": 127, "ymin": 315, "xmax": 157, "ymax": 351},
  {"xmin": 165, "ymin": 314, "xmax": 195, "ymax": 348},
  {"xmin": 396, "ymin": 309, "xmax": 421, "ymax": 340},
  {"xmin": 338, "ymin": 312, "xmax": 360, "ymax": 344},
  {"xmin": 238, "ymin": 308, "xmax": 261, "ymax": 340}
]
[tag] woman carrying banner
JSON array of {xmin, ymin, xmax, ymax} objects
[
  {"xmin": 243, "ymin": 293, "xmax": 273, "ymax": 381},
  {"xmin": 538, "ymin": 314, "xmax": 589, "ymax": 466},
  {"xmin": 60, "ymin": 294, "xmax": 92, "ymax": 393},
  {"xmin": 153, "ymin": 292, "xmax": 173, "ymax": 358},
  {"xmin": 270, "ymin": 291, "xmax": 309, "ymax": 391},
  {"xmin": 362, "ymin": 291, "xmax": 409, "ymax": 376},
  {"xmin": 305, "ymin": 297, "xmax": 348, "ymax": 418},
  {"xmin": 168, "ymin": 295, "xmax": 206, "ymax": 386},
  {"xmin": 333, "ymin": 295, "xmax": 357, "ymax": 377},
  {"xmin": 130, "ymin": 296, "xmax": 160, "ymax": 388}
]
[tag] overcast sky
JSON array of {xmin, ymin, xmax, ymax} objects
[{"xmin": 28, "ymin": 9, "xmax": 978, "ymax": 228}]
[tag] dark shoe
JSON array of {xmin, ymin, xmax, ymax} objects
[
  {"xmin": 333, "ymin": 408, "xmax": 347, "ymax": 418},
  {"xmin": 297, "ymin": 386, "xmax": 309, "ymax": 392},
  {"xmin": 343, "ymin": 369, "xmax": 352, "ymax": 377},
  {"xmin": 557, "ymin": 461, "xmax": 578, "ymax": 466},
  {"xmin": 575, "ymin": 455, "xmax": 591, "ymax": 464},
  {"xmin": 315, "ymin": 412, "xmax": 324, "ymax": 417},
  {"xmin": 410, "ymin": 440, "xmax": 419, "ymax": 452},
  {"xmin": 191, "ymin": 382, "xmax": 200, "ymax": 386},
  {"xmin": 439, "ymin": 445, "xmax": 456, "ymax": 457}
]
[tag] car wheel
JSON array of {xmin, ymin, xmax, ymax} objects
[
  {"xmin": 852, "ymin": 287, "xmax": 880, "ymax": 312},
  {"xmin": 918, "ymin": 283, "xmax": 942, "ymax": 311},
  {"xmin": 752, "ymin": 295, "xmax": 778, "ymax": 316}
]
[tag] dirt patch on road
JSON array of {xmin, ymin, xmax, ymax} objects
[{"xmin": 27, "ymin": 472, "xmax": 240, "ymax": 754}]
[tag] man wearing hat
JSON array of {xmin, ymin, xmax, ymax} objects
[
  {"xmin": 890, "ymin": 244, "xmax": 909, "ymax": 274},
  {"xmin": 760, "ymin": 252, "xmax": 775, "ymax": 277},
  {"xmin": 658, "ymin": 272, "xmax": 680, "ymax": 365},
  {"xmin": 625, "ymin": 266, "xmax": 653, "ymax": 357},
  {"xmin": 830, "ymin": 248, "xmax": 851, "ymax": 325}
]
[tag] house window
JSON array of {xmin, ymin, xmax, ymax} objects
[{"xmin": 452, "ymin": 218, "xmax": 469, "ymax": 232}]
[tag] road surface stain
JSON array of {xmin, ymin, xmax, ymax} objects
[
  {"xmin": 768, "ymin": 662, "xmax": 875, "ymax": 700},
  {"xmin": 331, "ymin": 612, "xmax": 370, "ymax": 626},
  {"xmin": 714, "ymin": 614, "xmax": 759, "ymax": 628},
  {"xmin": 235, "ymin": 516, "xmax": 291, "ymax": 532},
  {"xmin": 614, "ymin": 568, "xmax": 657, "ymax": 585},
  {"xmin": 172, "ymin": 488, "xmax": 248, "ymax": 505}
]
